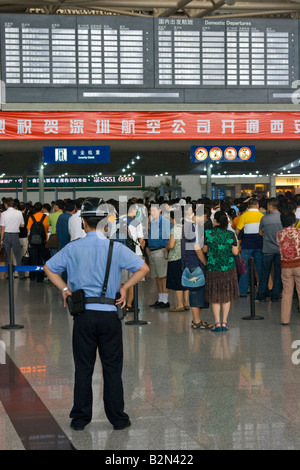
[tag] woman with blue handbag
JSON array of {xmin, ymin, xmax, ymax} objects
[
  {"xmin": 202, "ymin": 211, "xmax": 239, "ymax": 332},
  {"xmin": 181, "ymin": 204, "xmax": 212, "ymax": 330}
]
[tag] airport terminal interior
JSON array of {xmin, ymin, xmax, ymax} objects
[{"xmin": 1, "ymin": 0, "xmax": 300, "ymax": 452}]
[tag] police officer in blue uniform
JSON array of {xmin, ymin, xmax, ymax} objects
[{"xmin": 44, "ymin": 198, "xmax": 149, "ymax": 431}]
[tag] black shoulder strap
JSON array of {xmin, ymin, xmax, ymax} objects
[
  {"xmin": 31, "ymin": 214, "xmax": 46, "ymax": 224},
  {"xmin": 101, "ymin": 239, "xmax": 114, "ymax": 297}
]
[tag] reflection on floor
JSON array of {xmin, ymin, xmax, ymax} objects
[{"xmin": 0, "ymin": 276, "xmax": 300, "ymax": 450}]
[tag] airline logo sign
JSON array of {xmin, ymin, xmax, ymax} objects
[{"xmin": 191, "ymin": 145, "xmax": 255, "ymax": 163}]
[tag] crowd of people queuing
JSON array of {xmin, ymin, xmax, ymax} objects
[{"xmin": 0, "ymin": 190, "xmax": 300, "ymax": 330}]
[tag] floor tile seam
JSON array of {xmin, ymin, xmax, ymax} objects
[
  {"xmin": 132, "ymin": 390, "xmax": 207, "ymax": 450},
  {"xmin": 225, "ymin": 383, "xmax": 297, "ymax": 425},
  {"xmin": 235, "ymin": 391, "xmax": 298, "ymax": 425}
]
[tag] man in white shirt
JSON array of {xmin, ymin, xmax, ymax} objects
[
  {"xmin": 0, "ymin": 197, "xmax": 25, "ymax": 279},
  {"xmin": 68, "ymin": 197, "xmax": 86, "ymax": 241}
]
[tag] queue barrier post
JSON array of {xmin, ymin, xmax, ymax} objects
[
  {"xmin": 242, "ymin": 257, "xmax": 264, "ymax": 321},
  {"xmin": 1, "ymin": 263, "xmax": 24, "ymax": 330},
  {"xmin": 125, "ymin": 284, "xmax": 148, "ymax": 326}
]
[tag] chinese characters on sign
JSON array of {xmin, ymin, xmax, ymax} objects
[
  {"xmin": 43, "ymin": 145, "xmax": 111, "ymax": 164},
  {"xmin": 0, "ymin": 175, "xmax": 144, "ymax": 189},
  {"xmin": 0, "ymin": 112, "xmax": 299, "ymax": 140}
]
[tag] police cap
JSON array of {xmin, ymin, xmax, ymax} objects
[{"xmin": 80, "ymin": 197, "xmax": 107, "ymax": 218}]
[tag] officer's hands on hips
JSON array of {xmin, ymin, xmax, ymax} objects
[
  {"xmin": 116, "ymin": 286, "xmax": 127, "ymax": 309},
  {"xmin": 62, "ymin": 287, "xmax": 72, "ymax": 308}
]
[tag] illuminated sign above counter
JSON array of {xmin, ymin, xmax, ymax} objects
[{"xmin": 0, "ymin": 175, "xmax": 144, "ymax": 190}]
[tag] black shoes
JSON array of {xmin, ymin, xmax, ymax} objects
[
  {"xmin": 149, "ymin": 300, "xmax": 170, "ymax": 309},
  {"xmin": 70, "ymin": 419, "xmax": 132, "ymax": 431},
  {"xmin": 114, "ymin": 419, "xmax": 131, "ymax": 430},
  {"xmin": 156, "ymin": 302, "xmax": 170, "ymax": 308},
  {"xmin": 70, "ymin": 420, "xmax": 85, "ymax": 431}
]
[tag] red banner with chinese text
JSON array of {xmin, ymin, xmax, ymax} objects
[{"xmin": 0, "ymin": 111, "xmax": 300, "ymax": 140}]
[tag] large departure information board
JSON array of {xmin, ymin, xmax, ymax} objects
[
  {"xmin": 0, "ymin": 14, "xmax": 298, "ymax": 104},
  {"xmin": 156, "ymin": 18, "xmax": 297, "ymax": 88}
]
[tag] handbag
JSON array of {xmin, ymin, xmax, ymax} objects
[
  {"xmin": 45, "ymin": 233, "xmax": 58, "ymax": 249},
  {"xmin": 235, "ymin": 254, "xmax": 248, "ymax": 275},
  {"xmin": 181, "ymin": 266, "xmax": 205, "ymax": 289},
  {"xmin": 22, "ymin": 250, "xmax": 30, "ymax": 265}
]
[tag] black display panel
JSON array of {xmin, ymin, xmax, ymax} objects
[
  {"xmin": 155, "ymin": 17, "xmax": 298, "ymax": 88},
  {"xmin": 0, "ymin": 14, "xmax": 298, "ymax": 104}
]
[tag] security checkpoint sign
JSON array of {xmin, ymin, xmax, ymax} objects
[
  {"xmin": 191, "ymin": 145, "xmax": 255, "ymax": 163},
  {"xmin": 43, "ymin": 145, "xmax": 110, "ymax": 164}
]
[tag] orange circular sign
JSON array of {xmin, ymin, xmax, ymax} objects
[
  {"xmin": 224, "ymin": 147, "xmax": 237, "ymax": 160},
  {"xmin": 239, "ymin": 147, "xmax": 252, "ymax": 160},
  {"xmin": 194, "ymin": 147, "xmax": 208, "ymax": 161},
  {"xmin": 209, "ymin": 147, "xmax": 222, "ymax": 161}
]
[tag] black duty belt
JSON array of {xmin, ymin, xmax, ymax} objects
[{"xmin": 85, "ymin": 297, "xmax": 115, "ymax": 305}]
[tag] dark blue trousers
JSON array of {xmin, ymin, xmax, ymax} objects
[
  {"xmin": 256, "ymin": 252, "xmax": 282, "ymax": 301},
  {"xmin": 70, "ymin": 310, "xmax": 129, "ymax": 429}
]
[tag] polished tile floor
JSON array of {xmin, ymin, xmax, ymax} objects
[{"xmin": 1, "ymin": 276, "xmax": 300, "ymax": 451}]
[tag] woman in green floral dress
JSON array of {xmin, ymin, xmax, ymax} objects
[{"xmin": 202, "ymin": 210, "xmax": 239, "ymax": 332}]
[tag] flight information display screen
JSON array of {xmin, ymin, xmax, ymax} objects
[
  {"xmin": 155, "ymin": 18, "xmax": 297, "ymax": 88},
  {"xmin": 0, "ymin": 14, "xmax": 298, "ymax": 103}
]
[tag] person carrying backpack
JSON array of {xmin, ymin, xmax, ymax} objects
[{"xmin": 27, "ymin": 202, "xmax": 49, "ymax": 283}]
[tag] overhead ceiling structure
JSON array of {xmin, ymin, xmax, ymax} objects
[
  {"xmin": 1, "ymin": 0, "xmax": 300, "ymax": 19},
  {"xmin": 0, "ymin": 138, "xmax": 299, "ymax": 178}
]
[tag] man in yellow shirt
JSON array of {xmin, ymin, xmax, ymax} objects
[
  {"xmin": 48, "ymin": 200, "xmax": 64, "ymax": 256},
  {"xmin": 235, "ymin": 198, "xmax": 263, "ymax": 297}
]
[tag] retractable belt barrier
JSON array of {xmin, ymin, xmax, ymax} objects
[
  {"xmin": 1, "ymin": 263, "xmax": 148, "ymax": 330},
  {"xmin": 242, "ymin": 257, "xmax": 264, "ymax": 321}
]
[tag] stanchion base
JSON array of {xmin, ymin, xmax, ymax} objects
[
  {"xmin": 1, "ymin": 324, "xmax": 24, "ymax": 330},
  {"xmin": 125, "ymin": 320, "xmax": 148, "ymax": 326},
  {"xmin": 242, "ymin": 316, "xmax": 264, "ymax": 320}
]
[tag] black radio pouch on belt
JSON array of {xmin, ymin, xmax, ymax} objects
[{"xmin": 67, "ymin": 289, "xmax": 86, "ymax": 316}]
